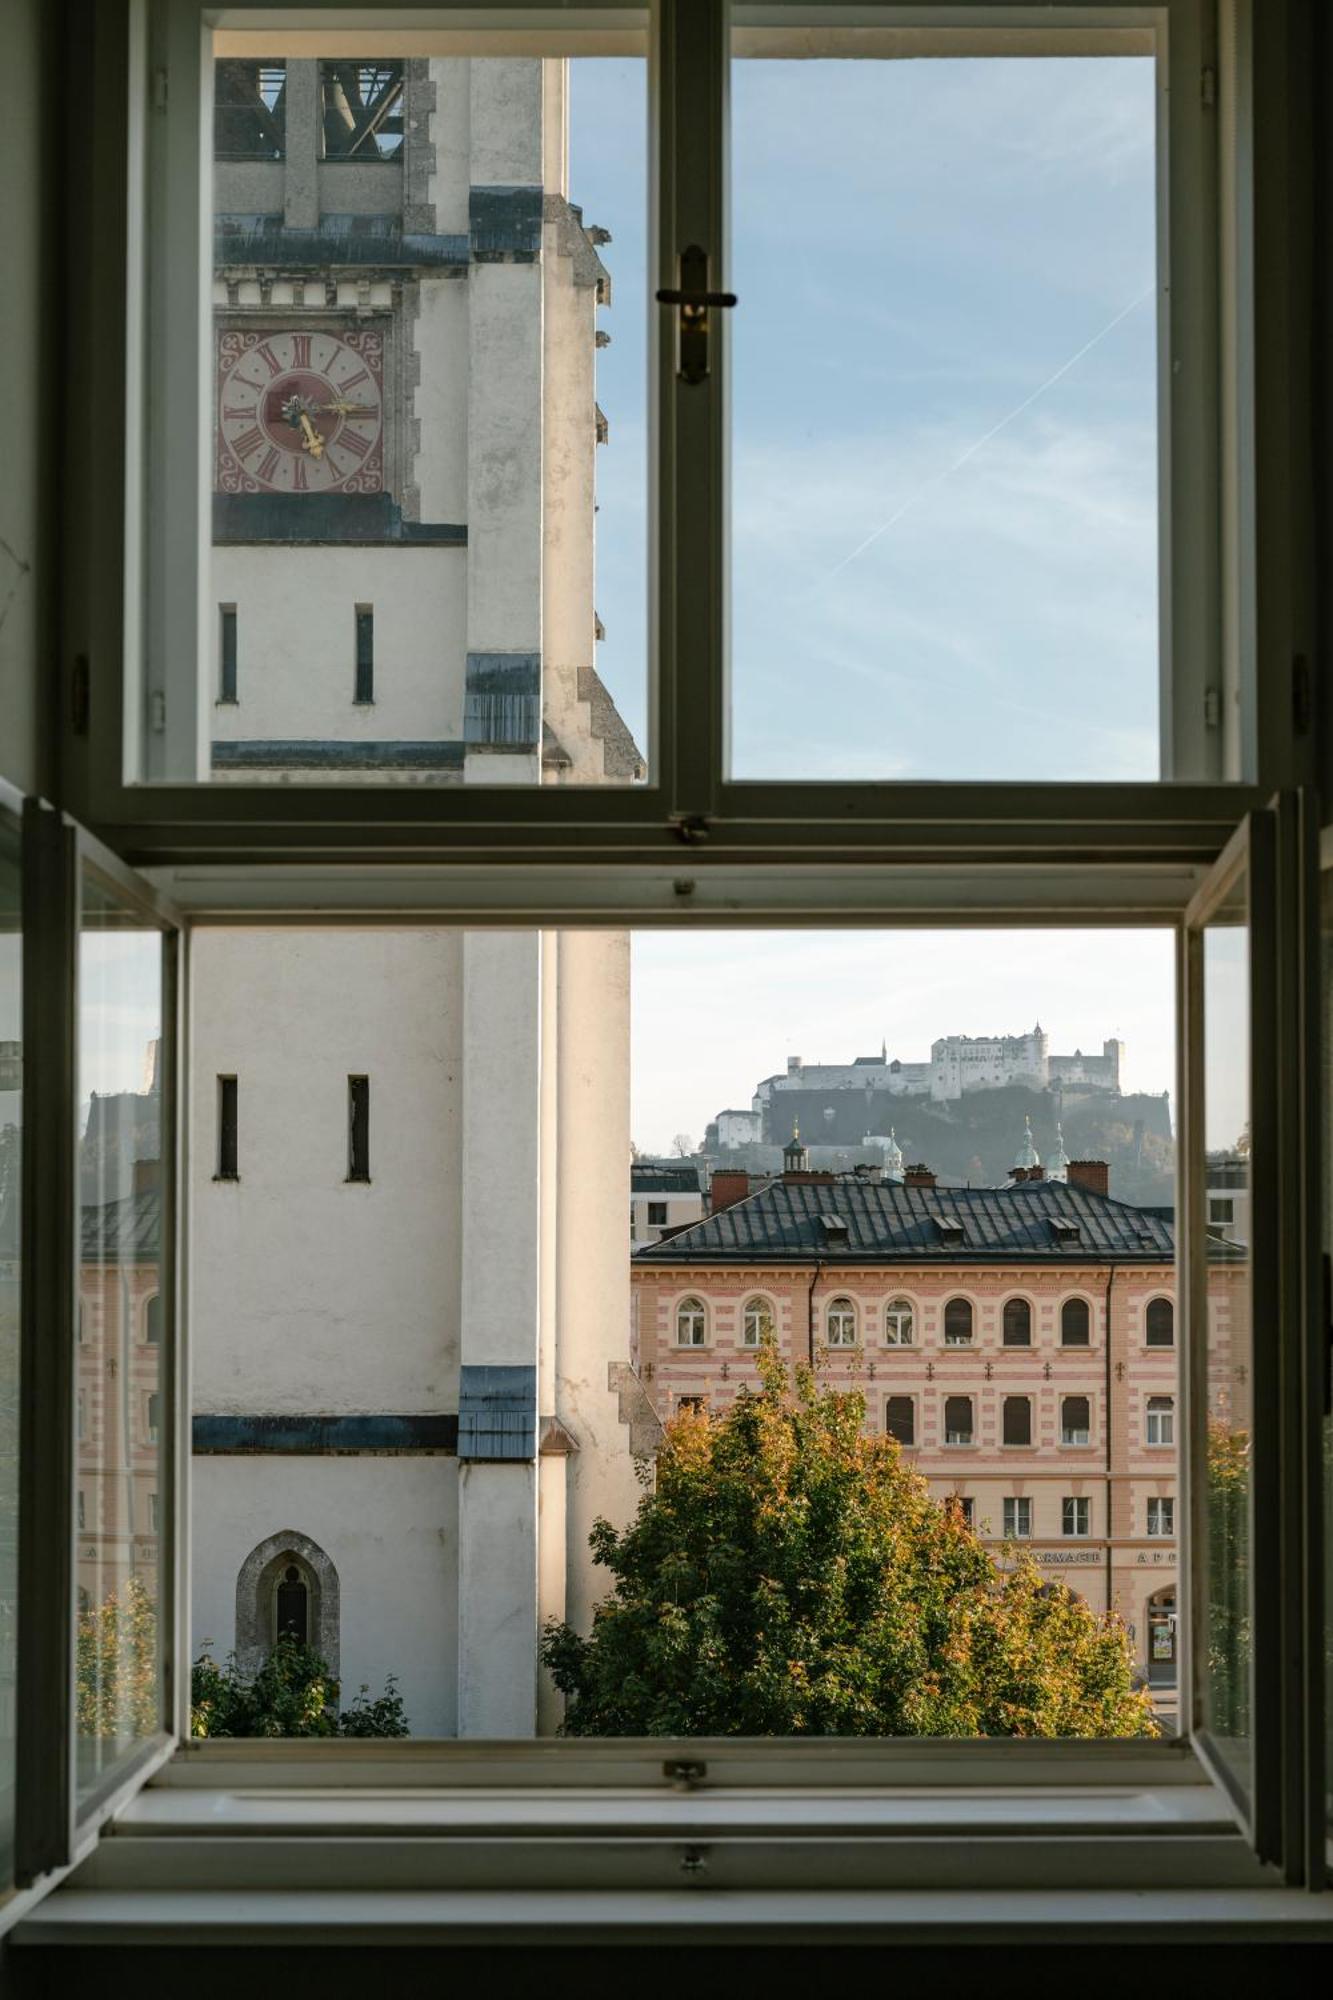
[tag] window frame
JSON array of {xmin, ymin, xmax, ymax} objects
[
  {"xmin": 1061, "ymin": 1394, "xmax": 1093, "ymax": 1447},
  {"xmin": 884, "ymin": 1393, "xmax": 916, "ymax": 1448},
  {"xmin": 674, "ymin": 1294, "xmax": 708, "ymax": 1348},
  {"xmin": 883, "ymin": 1294, "xmax": 914, "ymax": 1345},
  {"xmin": 1001, "ymin": 1295, "xmax": 1032, "ymax": 1347},
  {"xmin": 942, "ymin": 1394, "xmax": 974, "ymax": 1447},
  {"xmin": 6, "ymin": 0, "xmax": 1324, "ymax": 1933},
  {"xmin": 1001, "ymin": 1394, "xmax": 1032, "ymax": 1447},
  {"xmin": 942, "ymin": 1296, "xmax": 974, "ymax": 1346},
  {"xmin": 824, "ymin": 1294, "xmax": 858, "ymax": 1348},
  {"xmin": 740, "ymin": 1293, "xmax": 774, "ymax": 1348}
]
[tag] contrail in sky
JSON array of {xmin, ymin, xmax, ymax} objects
[{"xmin": 827, "ymin": 281, "xmax": 1156, "ymax": 578}]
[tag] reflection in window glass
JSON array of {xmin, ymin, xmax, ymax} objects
[
  {"xmin": 731, "ymin": 51, "xmax": 1158, "ymax": 781},
  {"xmin": 76, "ymin": 874, "xmax": 166, "ymax": 1806},
  {"xmin": 1201, "ymin": 899, "xmax": 1252, "ymax": 1791},
  {"xmin": 198, "ymin": 45, "xmax": 646, "ymax": 790},
  {"xmin": 0, "ymin": 809, "xmax": 19, "ymax": 1889}
]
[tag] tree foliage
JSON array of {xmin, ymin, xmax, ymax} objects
[
  {"xmin": 1204, "ymin": 1415, "xmax": 1250, "ymax": 1737},
  {"xmin": 543, "ymin": 1353, "xmax": 1157, "ymax": 1738},
  {"xmin": 77, "ymin": 1573, "xmax": 159, "ymax": 1739},
  {"xmin": 190, "ymin": 1634, "xmax": 409, "ymax": 1738}
]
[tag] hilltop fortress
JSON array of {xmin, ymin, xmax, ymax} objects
[{"xmin": 709, "ymin": 1025, "xmax": 1125, "ymax": 1151}]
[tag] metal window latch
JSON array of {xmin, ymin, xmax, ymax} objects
[{"xmin": 657, "ymin": 245, "xmax": 737, "ymax": 385}]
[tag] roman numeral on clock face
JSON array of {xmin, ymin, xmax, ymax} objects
[
  {"xmin": 254, "ymin": 344, "xmax": 282, "ymax": 378},
  {"xmin": 338, "ymin": 367, "xmax": 370, "ymax": 393},
  {"xmin": 337, "ymin": 427, "xmax": 373, "ymax": 459},
  {"xmin": 257, "ymin": 447, "xmax": 281, "ymax": 483},
  {"xmin": 230, "ymin": 426, "xmax": 264, "ymax": 462},
  {"xmin": 290, "ymin": 332, "xmax": 312, "ymax": 368},
  {"xmin": 291, "ymin": 457, "xmax": 308, "ymax": 491},
  {"xmin": 222, "ymin": 404, "xmax": 256, "ymax": 420}
]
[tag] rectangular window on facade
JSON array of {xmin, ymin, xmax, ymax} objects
[
  {"xmin": 355, "ymin": 605, "xmax": 374, "ymax": 704},
  {"xmin": 1145, "ymin": 1395, "xmax": 1174, "ymax": 1446},
  {"xmin": 217, "ymin": 1074, "xmax": 238, "ymax": 1179},
  {"xmin": 1208, "ymin": 1196, "xmax": 1234, "ymax": 1224},
  {"xmin": 954, "ymin": 1496, "xmax": 975, "ymax": 1530},
  {"xmin": 1002, "ymin": 1396, "xmax": 1031, "ymax": 1446},
  {"xmin": 1003, "ymin": 1497, "xmax": 1032, "ymax": 1540},
  {"xmin": 647, "ymin": 1201, "xmax": 667, "ymax": 1225},
  {"xmin": 1062, "ymin": 1496, "xmax": 1091, "ymax": 1538},
  {"xmin": 347, "ymin": 1075, "xmax": 371, "ymax": 1181},
  {"xmin": 1061, "ymin": 1395, "xmax": 1091, "ymax": 1446},
  {"xmin": 943, "ymin": 1395, "xmax": 973, "ymax": 1446},
  {"xmin": 146, "ymin": 1392, "xmax": 161, "ymax": 1445},
  {"xmin": 885, "ymin": 1395, "xmax": 915, "ymax": 1447},
  {"xmin": 1147, "ymin": 1497, "xmax": 1174, "ymax": 1537},
  {"xmin": 219, "ymin": 604, "xmax": 238, "ymax": 702}
]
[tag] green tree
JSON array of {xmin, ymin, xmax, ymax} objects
[
  {"xmin": 543, "ymin": 1354, "xmax": 1156, "ymax": 1738},
  {"xmin": 1204, "ymin": 1415, "xmax": 1250, "ymax": 1737},
  {"xmin": 77, "ymin": 1573, "xmax": 159, "ymax": 1739},
  {"xmin": 190, "ymin": 1634, "xmax": 409, "ymax": 1738}
]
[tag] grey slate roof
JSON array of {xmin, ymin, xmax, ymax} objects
[
  {"xmin": 632, "ymin": 1178, "xmax": 1181, "ymax": 1265},
  {"xmin": 80, "ymin": 1189, "xmax": 161, "ymax": 1263},
  {"xmin": 632, "ymin": 1164, "xmax": 702, "ymax": 1195}
]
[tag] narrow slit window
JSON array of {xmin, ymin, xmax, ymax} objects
[
  {"xmin": 355, "ymin": 605, "xmax": 374, "ymax": 704},
  {"xmin": 217, "ymin": 1074, "xmax": 238, "ymax": 1179},
  {"xmin": 347, "ymin": 1074, "xmax": 371, "ymax": 1182},
  {"xmin": 219, "ymin": 605, "xmax": 238, "ymax": 702}
]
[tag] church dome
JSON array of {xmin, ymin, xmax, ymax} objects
[
  {"xmin": 1013, "ymin": 1115, "xmax": 1041, "ymax": 1172},
  {"xmin": 1048, "ymin": 1121, "xmax": 1070, "ymax": 1183}
]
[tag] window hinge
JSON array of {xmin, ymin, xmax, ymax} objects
[
  {"xmin": 70, "ymin": 655, "xmax": 89, "ymax": 736},
  {"xmin": 1201, "ymin": 65, "xmax": 1217, "ymax": 108},
  {"xmin": 148, "ymin": 689, "xmax": 167, "ymax": 734},
  {"xmin": 1203, "ymin": 686, "xmax": 1221, "ymax": 729}
]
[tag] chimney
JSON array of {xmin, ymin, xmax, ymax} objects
[
  {"xmin": 1012, "ymin": 1164, "xmax": 1045, "ymax": 1183},
  {"xmin": 133, "ymin": 1156, "xmax": 161, "ymax": 1194},
  {"xmin": 709, "ymin": 1169, "xmax": 750, "ymax": 1214},
  {"xmin": 1067, "ymin": 1159, "xmax": 1109, "ymax": 1196},
  {"xmin": 903, "ymin": 1163, "xmax": 936, "ymax": 1190}
]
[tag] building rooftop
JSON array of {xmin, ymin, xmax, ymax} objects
[
  {"xmin": 631, "ymin": 1163, "xmax": 702, "ymax": 1195},
  {"xmin": 631, "ymin": 1176, "xmax": 1194, "ymax": 1265}
]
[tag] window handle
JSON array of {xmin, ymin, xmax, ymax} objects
[{"xmin": 657, "ymin": 245, "xmax": 737, "ymax": 385}]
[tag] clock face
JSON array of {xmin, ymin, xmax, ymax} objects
[{"xmin": 216, "ymin": 326, "xmax": 386, "ymax": 495}]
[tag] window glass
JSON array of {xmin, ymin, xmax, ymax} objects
[
  {"xmin": 1145, "ymin": 1296, "xmax": 1174, "ymax": 1346},
  {"xmin": 729, "ymin": 37, "xmax": 1161, "ymax": 781},
  {"xmin": 1062, "ymin": 1496, "xmax": 1091, "ymax": 1537},
  {"xmin": 0, "ymin": 807, "xmax": 19, "ymax": 1890},
  {"xmin": 943, "ymin": 1297, "xmax": 972, "ymax": 1345},
  {"xmin": 1061, "ymin": 1297, "xmax": 1091, "ymax": 1346},
  {"xmin": 1145, "ymin": 1394, "xmax": 1174, "ymax": 1446},
  {"xmin": 1001, "ymin": 1297, "xmax": 1031, "ymax": 1346},
  {"xmin": 825, "ymin": 1296, "xmax": 856, "ymax": 1346},
  {"xmin": 76, "ymin": 872, "xmax": 167, "ymax": 1806},
  {"xmin": 883, "ymin": 1296, "xmax": 913, "ymax": 1345},
  {"xmin": 1002, "ymin": 1397, "xmax": 1031, "ymax": 1447},
  {"xmin": 1003, "ymin": 1497, "xmax": 1031, "ymax": 1540},
  {"xmin": 1199, "ymin": 879, "xmax": 1252, "ymax": 1793},
  {"xmin": 885, "ymin": 1395, "xmax": 914, "ymax": 1447},
  {"xmin": 146, "ymin": 33, "xmax": 649, "ymax": 791},
  {"xmin": 943, "ymin": 1395, "xmax": 973, "ymax": 1445},
  {"xmin": 676, "ymin": 1297, "xmax": 706, "ymax": 1347},
  {"xmin": 742, "ymin": 1297, "xmax": 773, "ymax": 1348},
  {"xmin": 1061, "ymin": 1395, "xmax": 1091, "ymax": 1445}
]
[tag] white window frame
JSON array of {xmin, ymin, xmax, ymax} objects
[
  {"xmin": 741, "ymin": 1295, "xmax": 773, "ymax": 1348},
  {"xmin": 5, "ymin": 0, "xmax": 1326, "ymax": 1945},
  {"xmin": 883, "ymin": 1295, "xmax": 914, "ymax": 1345},
  {"xmin": 825, "ymin": 1296, "xmax": 857, "ymax": 1347},
  {"xmin": 1003, "ymin": 1496, "xmax": 1033, "ymax": 1540},
  {"xmin": 1148, "ymin": 1496, "xmax": 1175, "ymax": 1537},
  {"xmin": 674, "ymin": 1295, "xmax": 707, "ymax": 1348},
  {"xmin": 1062, "ymin": 1496, "xmax": 1092, "ymax": 1539},
  {"xmin": 1146, "ymin": 1394, "xmax": 1175, "ymax": 1446}
]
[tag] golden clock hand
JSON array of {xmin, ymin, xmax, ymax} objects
[
  {"xmin": 320, "ymin": 400, "xmax": 376, "ymax": 418},
  {"xmin": 296, "ymin": 411, "xmax": 325, "ymax": 458}
]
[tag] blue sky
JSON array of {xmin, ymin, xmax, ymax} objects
[{"xmin": 572, "ymin": 53, "xmax": 1158, "ymax": 782}]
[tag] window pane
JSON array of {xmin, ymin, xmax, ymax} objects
[
  {"xmin": 1199, "ymin": 879, "xmax": 1252, "ymax": 1792},
  {"xmin": 146, "ymin": 33, "xmax": 649, "ymax": 790},
  {"xmin": 729, "ymin": 37, "xmax": 1160, "ymax": 781},
  {"xmin": 0, "ymin": 808, "xmax": 19, "ymax": 1889},
  {"xmin": 76, "ymin": 873, "xmax": 166, "ymax": 1805}
]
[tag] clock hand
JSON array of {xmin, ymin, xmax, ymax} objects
[
  {"xmin": 320, "ymin": 400, "xmax": 376, "ymax": 418},
  {"xmin": 296, "ymin": 411, "xmax": 325, "ymax": 458}
]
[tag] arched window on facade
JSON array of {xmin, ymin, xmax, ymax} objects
[
  {"xmin": 1002, "ymin": 1297, "xmax": 1031, "ymax": 1346},
  {"xmin": 884, "ymin": 1297, "xmax": 913, "ymax": 1345},
  {"xmin": 943, "ymin": 1297, "xmax": 973, "ymax": 1346},
  {"xmin": 236, "ymin": 1531, "xmax": 340, "ymax": 1679},
  {"xmin": 741, "ymin": 1296, "xmax": 774, "ymax": 1348},
  {"xmin": 145, "ymin": 1293, "xmax": 162, "ymax": 1345},
  {"xmin": 1060, "ymin": 1297, "xmax": 1091, "ymax": 1346},
  {"xmin": 1061, "ymin": 1394, "xmax": 1091, "ymax": 1445},
  {"xmin": 1145, "ymin": 1297, "xmax": 1174, "ymax": 1347},
  {"xmin": 275, "ymin": 1563, "xmax": 310, "ymax": 1647},
  {"xmin": 675, "ymin": 1296, "xmax": 707, "ymax": 1347},
  {"xmin": 825, "ymin": 1296, "xmax": 857, "ymax": 1346}
]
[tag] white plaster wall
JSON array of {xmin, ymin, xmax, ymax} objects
[
  {"xmin": 466, "ymin": 261, "xmax": 543, "ymax": 657},
  {"xmin": 426, "ymin": 59, "xmax": 471, "ymax": 234},
  {"xmin": 469, "ymin": 59, "xmax": 544, "ymax": 185},
  {"xmin": 413, "ymin": 279, "xmax": 469, "ymax": 523},
  {"xmin": 191, "ymin": 1455, "xmax": 459, "ymax": 1737},
  {"xmin": 456, "ymin": 1461, "xmax": 538, "ymax": 1734},
  {"xmin": 210, "ymin": 548, "xmax": 467, "ymax": 743},
  {"xmin": 189, "ymin": 928, "xmax": 463, "ymax": 1412},
  {"xmin": 553, "ymin": 930, "xmax": 639, "ymax": 1641}
]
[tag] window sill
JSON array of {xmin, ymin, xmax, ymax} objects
[{"xmin": 17, "ymin": 1745, "xmax": 1329, "ymax": 1945}]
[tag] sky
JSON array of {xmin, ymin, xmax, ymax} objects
[
  {"xmin": 571, "ymin": 52, "xmax": 1159, "ymax": 782},
  {"xmin": 630, "ymin": 928, "xmax": 1178, "ymax": 1160}
]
